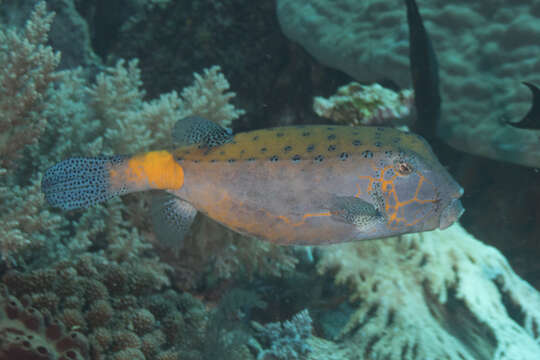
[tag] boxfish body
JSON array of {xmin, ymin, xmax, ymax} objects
[
  {"xmin": 172, "ymin": 125, "xmax": 463, "ymax": 244},
  {"xmin": 42, "ymin": 119, "xmax": 464, "ymax": 246}
]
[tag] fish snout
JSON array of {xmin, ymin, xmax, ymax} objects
[
  {"xmin": 454, "ymin": 186, "xmax": 464, "ymax": 199},
  {"xmin": 439, "ymin": 197, "xmax": 464, "ymax": 230}
]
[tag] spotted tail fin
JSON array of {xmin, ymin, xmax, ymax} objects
[
  {"xmin": 42, "ymin": 151, "xmax": 185, "ymax": 211},
  {"xmin": 41, "ymin": 156, "xmax": 128, "ymax": 210}
]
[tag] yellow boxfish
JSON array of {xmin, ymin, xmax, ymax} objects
[{"xmin": 42, "ymin": 117, "xmax": 464, "ymax": 246}]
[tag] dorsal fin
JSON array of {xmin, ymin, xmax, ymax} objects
[
  {"xmin": 172, "ymin": 116, "xmax": 233, "ymax": 148},
  {"xmin": 405, "ymin": 0, "xmax": 440, "ymax": 142}
]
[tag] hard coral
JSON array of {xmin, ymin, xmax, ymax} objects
[
  {"xmin": 2, "ymin": 253, "xmax": 209, "ymax": 360},
  {"xmin": 252, "ymin": 309, "xmax": 313, "ymax": 360},
  {"xmin": 86, "ymin": 300, "xmax": 113, "ymax": 329},
  {"xmin": 140, "ymin": 330, "xmax": 166, "ymax": 358},
  {"xmin": 131, "ymin": 309, "xmax": 156, "ymax": 335},
  {"xmin": 0, "ymin": 285, "xmax": 88, "ymax": 360},
  {"xmin": 314, "ymin": 82, "xmax": 414, "ymax": 127},
  {"xmin": 0, "ymin": 172, "xmax": 65, "ymax": 266},
  {"xmin": 160, "ymin": 216, "xmax": 297, "ymax": 291},
  {"xmin": 0, "ymin": 1, "xmax": 60, "ymax": 167},
  {"xmin": 316, "ymin": 223, "xmax": 540, "ymax": 359}
]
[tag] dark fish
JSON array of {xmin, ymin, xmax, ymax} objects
[
  {"xmin": 405, "ymin": 0, "xmax": 441, "ymax": 142},
  {"xmin": 508, "ymin": 82, "xmax": 540, "ymax": 129}
]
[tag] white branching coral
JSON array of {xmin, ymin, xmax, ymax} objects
[
  {"xmin": 89, "ymin": 59, "xmax": 153, "ymax": 154},
  {"xmin": 35, "ymin": 68, "xmax": 103, "ymax": 169},
  {"xmin": 316, "ymin": 223, "xmax": 540, "ymax": 360},
  {"xmin": 115, "ymin": 65, "xmax": 245, "ymax": 149},
  {"xmin": 179, "ymin": 65, "xmax": 246, "ymax": 128},
  {"xmin": 0, "ymin": 172, "xmax": 65, "ymax": 265},
  {"xmin": 0, "ymin": 2, "xmax": 64, "ymax": 264},
  {"xmin": 314, "ymin": 82, "xmax": 414, "ymax": 127},
  {"xmin": 0, "ymin": 1, "xmax": 60, "ymax": 167},
  {"xmin": 88, "ymin": 61, "xmax": 244, "ymax": 154}
]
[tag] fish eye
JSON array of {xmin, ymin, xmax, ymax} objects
[{"xmin": 395, "ymin": 161, "xmax": 413, "ymax": 175}]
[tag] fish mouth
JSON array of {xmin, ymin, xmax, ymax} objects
[{"xmin": 439, "ymin": 197, "xmax": 464, "ymax": 230}]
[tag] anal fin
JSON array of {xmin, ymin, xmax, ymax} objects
[
  {"xmin": 151, "ymin": 192, "xmax": 197, "ymax": 251},
  {"xmin": 330, "ymin": 196, "xmax": 384, "ymax": 231}
]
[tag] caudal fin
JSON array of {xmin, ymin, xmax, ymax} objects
[
  {"xmin": 41, "ymin": 156, "xmax": 128, "ymax": 210},
  {"xmin": 42, "ymin": 151, "xmax": 185, "ymax": 210}
]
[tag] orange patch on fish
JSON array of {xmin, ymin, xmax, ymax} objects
[{"xmin": 110, "ymin": 151, "xmax": 184, "ymax": 191}]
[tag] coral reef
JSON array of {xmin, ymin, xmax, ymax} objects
[
  {"xmin": 0, "ymin": 1, "xmax": 65, "ymax": 266},
  {"xmin": 0, "ymin": 174, "xmax": 65, "ymax": 265},
  {"xmin": 0, "ymin": 1, "xmax": 60, "ymax": 168},
  {"xmin": 101, "ymin": 0, "xmax": 291, "ymax": 130},
  {"xmin": 0, "ymin": 1, "xmax": 252, "ymax": 272},
  {"xmin": 201, "ymin": 288, "xmax": 267, "ymax": 360},
  {"xmin": 1, "ymin": 253, "xmax": 209, "ymax": 360},
  {"xmin": 251, "ymin": 309, "xmax": 313, "ymax": 360},
  {"xmin": 0, "ymin": 0, "xmax": 99, "ymax": 71},
  {"xmin": 453, "ymin": 156, "xmax": 540, "ymax": 291},
  {"xmin": 0, "ymin": 285, "xmax": 88, "ymax": 360},
  {"xmin": 277, "ymin": 0, "xmax": 540, "ymax": 168},
  {"xmin": 313, "ymin": 82, "xmax": 413, "ymax": 126},
  {"xmin": 0, "ymin": 5, "xmax": 300, "ymax": 360},
  {"xmin": 3, "ymin": 2, "xmax": 540, "ymax": 360},
  {"xmin": 157, "ymin": 216, "xmax": 297, "ymax": 291},
  {"xmin": 315, "ymin": 223, "xmax": 540, "ymax": 359},
  {"xmin": 87, "ymin": 60, "xmax": 244, "ymax": 155}
]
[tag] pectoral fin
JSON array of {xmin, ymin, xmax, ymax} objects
[
  {"xmin": 331, "ymin": 196, "xmax": 384, "ymax": 230},
  {"xmin": 151, "ymin": 192, "xmax": 197, "ymax": 250}
]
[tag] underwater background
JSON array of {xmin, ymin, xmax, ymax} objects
[{"xmin": 1, "ymin": 0, "xmax": 540, "ymax": 359}]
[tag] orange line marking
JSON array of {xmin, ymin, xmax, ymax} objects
[
  {"xmin": 276, "ymin": 211, "xmax": 332, "ymax": 227},
  {"xmin": 353, "ymin": 161, "xmax": 438, "ymax": 231}
]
